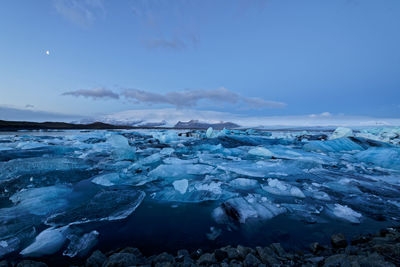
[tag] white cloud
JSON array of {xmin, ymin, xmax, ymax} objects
[
  {"xmin": 62, "ymin": 88, "xmax": 119, "ymax": 100},
  {"xmin": 53, "ymin": 0, "xmax": 104, "ymax": 28}
]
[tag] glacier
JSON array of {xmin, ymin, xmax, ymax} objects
[{"xmin": 0, "ymin": 126, "xmax": 400, "ymax": 259}]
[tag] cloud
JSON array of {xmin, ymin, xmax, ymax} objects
[
  {"xmin": 122, "ymin": 87, "xmax": 285, "ymax": 109},
  {"xmin": 144, "ymin": 35, "xmax": 199, "ymax": 50},
  {"xmin": 53, "ymin": 0, "xmax": 105, "ymax": 28},
  {"xmin": 62, "ymin": 88, "xmax": 119, "ymax": 100},
  {"xmin": 309, "ymin": 112, "xmax": 332, "ymax": 118}
]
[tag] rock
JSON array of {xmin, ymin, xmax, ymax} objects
[
  {"xmin": 103, "ymin": 253, "xmax": 138, "ymax": 267},
  {"xmin": 221, "ymin": 246, "xmax": 240, "ymax": 260},
  {"xmin": 323, "ymin": 254, "xmax": 350, "ymax": 267},
  {"xmin": 310, "ymin": 242, "xmax": 324, "ymax": 254},
  {"xmin": 153, "ymin": 252, "xmax": 175, "ymax": 264},
  {"xmin": 372, "ymin": 243, "xmax": 400, "ymax": 260},
  {"xmin": 243, "ymin": 253, "xmax": 261, "ymax": 267},
  {"xmin": 176, "ymin": 249, "xmax": 191, "ymax": 262},
  {"xmin": 214, "ymin": 249, "xmax": 228, "ymax": 262},
  {"xmin": 256, "ymin": 246, "xmax": 280, "ymax": 265},
  {"xmin": 306, "ymin": 256, "xmax": 325, "ymax": 264},
  {"xmin": 86, "ymin": 250, "xmax": 107, "ymax": 267},
  {"xmin": 270, "ymin": 243, "xmax": 286, "ymax": 257},
  {"xmin": 331, "ymin": 233, "xmax": 348, "ymax": 249},
  {"xmin": 190, "ymin": 249, "xmax": 203, "ymax": 260},
  {"xmin": 345, "ymin": 245, "xmax": 358, "ymax": 255},
  {"xmin": 236, "ymin": 245, "xmax": 252, "ymax": 259},
  {"xmin": 350, "ymin": 234, "xmax": 371, "ymax": 245},
  {"xmin": 16, "ymin": 261, "xmax": 48, "ymax": 267},
  {"xmin": 197, "ymin": 253, "xmax": 216, "ymax": 265},
  {"xmin": 0, "ymin": 261, "xmax": 8, "ymax": 267},
  {"xmin": 118, "ymin": 247, "xmax": 143, "ymax": 258},
  {"xmin": 358, "ymin": 252, "xmax": 396, "ymax": 267},
  {"xmin": 229, "ymin": 259, "xmax": 244, "ymax": 267}
]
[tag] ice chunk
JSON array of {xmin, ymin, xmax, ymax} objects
[
  {"xmin": 149, "ymin": 164, "xmax": 214, "ymax": 179},
  {"xmin": 229, "ymin": 178, "xmax": 259, "ymax": 190},
  {"xmin": 303, "ymin": 138, "xmax": 364, "ymax": 153},
  {"xmin": 206, "ymin": 227, "xmax": 221, "ymax": 240},
  {"xmin": 194, "ymin": 181, "xmax": 222, "ymax": 194},
  {"xmin": 152, "ymin": 131, "xmax": 178, "ymax": 143},
  {"xmin": 248, "ymin": 147, "xmax": 273, "ymax": 158},
  {"xmin": 20, "ymin": 226, "xmax": 68, "ymax": 257},
  {"xmin": 163, "ymin": 157, "xmax": 198, "ymax": 165},
  {"xmin": 261, "ymin": 179, "xmax": 305, "ymax": 198},
  {"xmin": 206, "ymin": 127, "xmax": 213, "ymax": 138},
  {"xmin": 330, "ymin": 127, "xmax": 353, "ymax": 140},
  {"xmin": 0, "ymin": 237, "xmax": 20, "ymax": 258},
  {"xmin": 107, "ymin": 134, "xmax": 135, "ymax": 160},
  {"xmin": 63, "ymin": 230, "xmax": 99, "ymax": 258},
  {"xmin": 354, "ymin": 147, "xmax": 400, "ymax": 170},
  {"xmin": 213, "ymin": 195, "xmax": 286, "ymax": 224},
  {"xmin": 160, "ymin": 147, "xmax": 174, "ymax": 156},
  {"xmin": 46, "ymin": 189, "xmax": 145, "ymax": 226},
  {"xmin": 173, "ymin": 179, "xmax": 189, "ymax": 194},
  {"xmin": 10, "ymin": 185, "xmax": 72, "ymax": 216},
  {"xmin": 91, "ymin": 173, "xmax": 121, "ymax": 187},
  {"xmin": 329, "ymin": 204, "xmax": 362, "ymax": 224}
]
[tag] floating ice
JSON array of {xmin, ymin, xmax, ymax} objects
[
  {"xmin": 229, "ymin": 178, "xmax": 259, "ymax": 190},
  {"xmin": 10, "ymin": 185, "xmax": 72, "ymax": 215},
  {"xmin": 46, "ymin": 189, "xmax": 145, "ymax": 226},
  {"xmin": 206, "ymin": 127, "xmax": 213, "ymax": 138},
  {"xmin": 330, "ymin": 127, "xmax": 353, "ymax": 140},
  {"xmin": 173, "ymin": 179, "xmax": 189, "ymax": 194},
  {"xmin": 261, "ymin": 179, "xmax": 305, "ymax": 198},
  {"xmin": 303, "ymin": 138, "xmax": 364, "ymax": 153},
  {"xmin": 107, "ymin": 134, "xmax": 135, "ymax": 160},
  {"xmin": 63, "ymin": 230, "xmax": 99, "ymax": 258},
  {"xmin": 329, "ymin": 204, "xmax": 362, "ymax": 224},
  {"xmin": 248, "ymin": 147, "xmax": 273, "ymax": 158},
  {"xmin": 149, "ymin": 164, "xmax": 214, "ymax": 179},
  {"xmin": 20, "ymin": 226, "xmax": 68, "ymax": 257},
  {"xmin": 213, "ymin": 195, "xmax": 286, "ymax": 224},
  {"xmin": 354, "ymin": 147, "xmax": 400, "ymax": 170}
]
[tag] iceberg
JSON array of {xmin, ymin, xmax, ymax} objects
[
  {"xmin": 63, "ymin": 230, "xmax": 99, "ymax": 258},
  {"xmin": 328, "ymin": 204, "xmax": 362, "ymax": 224},
  {"xmin": 20, "ymin": 226, "xmax": 69, "ymax": 257},
  {"xmin": 354, "ymin": 147, "xmax": 400, "ymax": 170},
  {"xmin": 149, "ymin": 164, "xmax": 215, "ymax": 179},
  {"xmin": 303, "ymin": 138, "xmax": 364, "ymax": 153},
  {"xmin": 172, "ymin": 179, "xmax": 189, "ymax": 194},
  {"xmin": 107, "ymin": 134, "xmax": 135, "ymax": 160},
  {"xmin": 46, "ymin": 189, "xmax": 145, "ymax": 226},
  {"xmin": 248, "ymin": 147, "xmax": 273, "ymax": 158},
  {"xmin": 229, "ymin": 178, "xmax": 259, "ymax": 190},
  {"xmin": 330, "ymin": 127, "xmax": 353, "ymax": 140},
  {"xmin": 213, "ymin": 195, "xmax": 286, "ymax": 224},
  {"xmin": 261, "ymin": 179, "xmax": 305, "ymax": 198}
]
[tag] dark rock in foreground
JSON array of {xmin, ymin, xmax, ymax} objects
[{"xmin": 4, "ymin": 226, "xmax": 400, "ymax": 267}]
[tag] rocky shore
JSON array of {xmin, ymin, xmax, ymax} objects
[{"xmin": 1, "ymin": 226, "xmax": 399, "ymax": 267}]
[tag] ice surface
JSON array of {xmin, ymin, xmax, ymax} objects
[
  {"xmin": 261, "ymin": 179, "xmax": 305, "ymax": 198},
  {"xmin": 10, "ymin": 185, "xmax": 72, "ymax": 215},
  {"xmin": 46, "ymin": 189, "xmax": 145, "ymax": 226},
  {"xmin": 20, "ymin": 226, "xmax": 69, "ymax": 257},
  {"xmin": 149, "ymin": 164, "xmax": 215, "ymax": 179},
  {"xmin": 354, "ymin": 147, "xmax": 400, "ymax": 170},
  {"xmin": 329, "ymin": 204, "xmax": 362, "ymax": 224},
  {"xmin": 107, "ymin": 134, "xmax": 135, "ymax": 160},
  {"xmin": 173, "ymin": 179, "xmax": 189, "ymax": 194},
  {"xmin": 248, "ymin": 147, "xmax": 273, "ymax": 158},
  {"xmin": 63, "ymin": 230, "xmax": 99, "ymax": 258},
  {"xmin": 330, "ymin": 127, "xmax": 353, "ymax": 140},
  {"xmin": 213, "ymin": 194, "xmax": 286, "ymax": 224},
  {"xmin": 303, "ymin": 138, "xmax": 364, "ymax": 153},
  {"xmin": 229, "ymin": 178, "xmax": 259, "ymax": 190},
  {"xmin": 206, "ymin": 127, "xmax": 213, "ymax": 138}
]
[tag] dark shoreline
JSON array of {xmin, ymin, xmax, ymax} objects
[{"xmin": 3, "ymin": 225, "xmax": 399, "ymax": 267}]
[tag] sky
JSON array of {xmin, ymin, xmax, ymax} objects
[{"xmin": 1, "ymin": 0, "xmax": 400, "ymax": 125}]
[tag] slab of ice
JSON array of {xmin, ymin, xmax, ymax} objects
[
  {"xmin": 45, "ymin": 189, "xmax": 145, "ymax": 226},
  {"xmin": 63, "ymin": 230, "xmax": 99, "ymax": 258},
  {"xmin": 206, "ymin": 127, "xmax": 214, "ymax": 138},
  {"xmin": 354, "ymin": 147, "xmax": 400, "ymax": 170},
  {"xmin": 229, "ymin": 178, "xmax": 259, "ymax": 190},
  {"xmin": 248, "ymin": 147, "xmax": 273, "ymax": 158},
  {"xmin": 173, "ymin": 179, "xmax": 189, "ymax": 194},
  {"xmin": 213, "ymin": 195, "xmax": 286, "ymax": 224},
  {"xmin": 107, "ymin": 134, "xmax": 135, "ymax": 160},
  {"xmin": 329, "ymin": 204, "xmax": 362, "ymax": 224},
  {"xmin": 152, "ymin": 131, "xmax": 178, "ymax": 143},
  {"xmin": 149, "ymin": 164, "xmax": 215, "ymax": 179},
  {"xmin": 163, "ymin": 157, "xmax": 198, "ymax": 165},
  {"xmin": 261, "ymin": 179, "xmax": 305, "ymax": 198},
  {"xmin": 10, "ymin": 185, "xmax": 72, "ymax": 216},
  {"xmin": 303, "ymin": 138, "xmax": 364, "ymax": 153},
  {"xmin": 330, "ymin": 127, "xmax": 353, "ymax": 140},
  {"xmin": 160, "ymin": 147, "xmax": 174, "ymax": 155},
  {"xmin": 0, "ymin": 237, "xmax": 20, "ymax": 258},
  {"xmin": 20, "ymin": 226, "xmax": 68, "ymax": 257}
]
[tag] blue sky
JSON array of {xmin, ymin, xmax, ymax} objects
[{"xmin": 1, "ymin": 0, "xmax": 400, "ymax": 123}]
